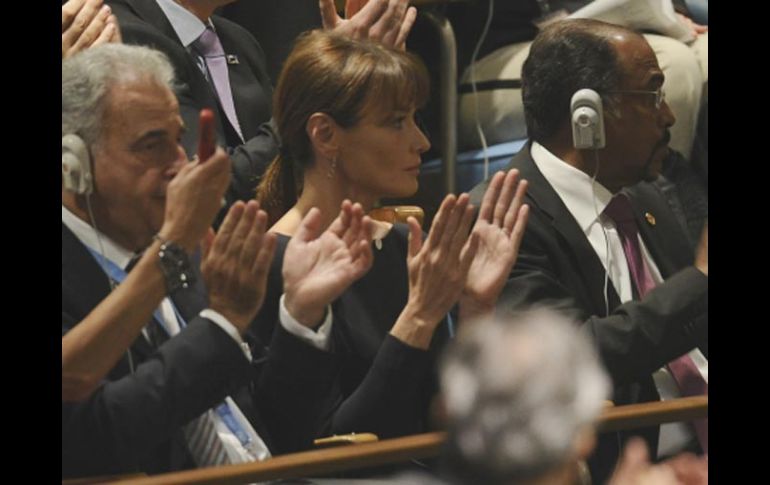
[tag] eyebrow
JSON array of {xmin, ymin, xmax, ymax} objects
[
  {"xmin": 646, "ymin": 71, "xmax": 665, "ymax": 89},
  {"xmin": 130, "ymin": 130, "xmax": 169, "ymax": 150}
]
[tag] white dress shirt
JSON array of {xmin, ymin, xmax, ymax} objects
[
  {"xmin": 62, "ymin": 205, "xmax": 332, "ymax": 463},
  {"xmin": 530, "ymin": 142, "xmax": 707, "ymax": 457}
]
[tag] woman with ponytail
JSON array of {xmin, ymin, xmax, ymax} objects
[{"xmin": 253, "ymin": 30, "xmax": 529, "ymax": 454}]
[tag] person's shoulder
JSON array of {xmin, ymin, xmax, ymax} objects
[{"xmin": 211, "ymin": 14, "xmax": 260, "ymax": 45}]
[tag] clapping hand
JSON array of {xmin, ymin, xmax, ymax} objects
[{"xmin": 283, "ymin": 200, "xmax": 374, "ymax": 327}]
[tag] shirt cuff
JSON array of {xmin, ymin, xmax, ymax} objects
[
  {"xmin": 199, "ymin": 308, "xmax": 252, "ymax": 360},
  {"xmin": 278, "ymin": 294, "xmax": 332, "ymax": 352}
]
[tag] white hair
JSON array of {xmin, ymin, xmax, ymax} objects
[
  {"xmin": 440, "ymin": 307, "xmax": 611, "ymax": 484},
  {"xmin": 62, "ymin": 43, "xmax": 176, "ymax": 145}
]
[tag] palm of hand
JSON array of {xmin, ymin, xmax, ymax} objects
[
  {"xmin": 284, "ymin": 232, "xmax": 362, "ymax": 309},
  {"xmin": 464, "ymin": 221, "xmax": 516, "ymax": 303}
]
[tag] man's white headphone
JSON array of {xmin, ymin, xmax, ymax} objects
[{"xmin": 62, "ymin": 134, "xmax": 94, "ymax": 195}]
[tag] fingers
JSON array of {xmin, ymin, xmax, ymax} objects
[
  {"xmin": 345, "ymin": 0, "xmax": 368, "ymax": 18},
  {"xmin": 371, "ymin": 0, "xmax": 407, "ymax": 45},
  {"xmin": 328, "ymin": 199, "xmax": 353, "ymax": 237},
  {"xmin": 195, "ymin": 146, "xmax": 232, "ymax": 194},
  {"xmin": 351, "ymin": 217, "xmax": 374, "ymax": 277},
  {"xmin": 502, "ymin": 178, "xmax": 528, "ymax": 238},
  {"xmin": 425, "ymin": 194, "xmax": 456, "ymax": 250},
  {"xmin": 406, "ymin": 216, "xmax": 423, "ymax": 259},
  {"xmin": 478, "ymin": 171, "xmax": 504, "ymax": 223},
  {"xmin": 295, "ymin": 207, "xmax": 323, "ymax": 242},
  {"xmin": 394, "ymin": 6, "xmax": 416, "ymax": 50},
  {"xmin": 252, "ymin": 232, "xmax": 277, "ymax": 296},
  {"xmin": 508, "ymin": 204, "xmax": 529, "ymax": 256},
  {"xmin": 237, "ymin": 202, "xmax": 266, "ymax": 273},
  {"xmin": 62, "ymin": 0, "xmax": 88, "ymax": 31},
  {"xmin": 492, "ymin": 169, "xmax": 519, "ymax": 226},
  {"xmin": 91, "ymin": 16, "xmax": 118, "ymax": 48},
  {"xmin": 72, "ymin": 4, "xmax": 112, "ymax": 52},
  {"xmin": 62, "ymin": 0, "xmax": 107, "ymax": 57},
  {"xmin": 341, "ymin": 203, "xmax": 364, "ymax": 248},
  {"xmin": 459, "ymin": 231, "xmax": 480, "ymax": 276},
  {"xmin": 109, "ymin": 16, "xmax": 122, "ymax": 43},
  {"xmin": 201, "ymin": 227, "xmax": 215, "ymax": 261},
  {"xmin": 319, "ymin": 0, "xmax": 341, "ymax": 29},
  {"xmin": 211, "ymin": 201, "xmax": 245, "ymax": 257},
  {"xmin": 445, "ymin": 195, "xmax": 474, "ymax": 262},
  {"xmin": 346, "ymin": 0, "xmax": 388, "ymax": 38}
]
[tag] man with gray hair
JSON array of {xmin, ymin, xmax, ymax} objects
[
  {"xmin": 62, "ymin": 43, "xmax": 372, "ymax": 479},
  {"xmin": 427, "ymin": 309, "xmax": 707, "ymax": 485},
  {"xmin": 440, "ymin": 308, "xmax": 610, "ymax": 485}
]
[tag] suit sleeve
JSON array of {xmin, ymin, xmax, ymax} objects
[
  {"xmin": 62, "ymin": 315, "xmax": 253, "ymax": 477},
  {"xmin": 498, "ymin": 211, "xmax": 708, "ymax": 385}
]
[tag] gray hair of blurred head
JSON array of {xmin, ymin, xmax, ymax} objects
[
  {"xmin": 62, "ymin": 43, "xmax": 176, "ymax": 146},
  {"xmin": 439, "ymin": 307, "xmax": 611, "ymax": 484}
]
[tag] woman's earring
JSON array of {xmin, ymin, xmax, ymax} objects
[{"xmin": 327, "ymin": 155, "xmax": 338, "ymax": 179}]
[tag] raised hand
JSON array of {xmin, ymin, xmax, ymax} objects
[
  {"xmin": 202, "ymin": 200, "xmax": 277, "ymax": 333},
  {"xmin": 460, "ymin": 170, "xmax": 529, "ymax": 320},
  {"xmin": 62, "ymin": 0, "xmax": 121, "ymax": 58},
  {"xmin": 391, "ymin": 193, "xmax": 479, "ymax": 349},
  {"xmin": 319, "ymin": 0, "xmax": 417, "ymax": 50},
  {"xmin": 159, "ymin": 143, "xmax": 231, "ymax": 254},
  {"xmin": 283, "ymin": 200, "xmax": 374, "ymax": 327}
]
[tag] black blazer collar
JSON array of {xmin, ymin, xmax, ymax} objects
[{"xmin": 508, "ymin": 145, "xmax": 623, "ymax": 313}]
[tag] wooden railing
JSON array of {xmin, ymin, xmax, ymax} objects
[{"xmin": 73, "ymin": 396, "xmax": 706, "ymax": 485}]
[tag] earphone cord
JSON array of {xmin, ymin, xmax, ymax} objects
[
  {"xmin": 470, "ymin": 0, "xmax": 495, "ymax": 180},
  {"xmin": 589, "ymin": 149, "xmax": 610, "ymax": 318},
  {"xmin": 85, "ymin": 192, "xmax": 135, "ymax": 373}
]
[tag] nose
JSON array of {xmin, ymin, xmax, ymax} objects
[
  {"xmin": 659, "ymin": 98, "xmax": 676, "ymax": 129},
  {"xmin": 413, "ymin": 123, "xmax": 431, "ymax": 154}
]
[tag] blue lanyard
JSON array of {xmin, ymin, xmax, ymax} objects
[
  {"xmin": 446, "ymin": 312, "xmax": 455, "ymax": 338},
  {"xmin": 85, "ymin": 247, "xmax": 185, "ymax": 336},
  {"xmin": 215, "ymin": 401, "xmax": 252, "ymax": 448}
]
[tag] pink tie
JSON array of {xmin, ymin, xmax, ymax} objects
[
  {"xmin": 193, "ymin": 26, "xmax": 244, "ymax": 142},
  {"xmin": 604, "ymin": 194, "xmax": 708, "ymax": 454}
]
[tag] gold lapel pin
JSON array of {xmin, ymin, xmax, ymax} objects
[{"xmin": 645, "ymin": 212, "xmax": 656, "ymax": 226}]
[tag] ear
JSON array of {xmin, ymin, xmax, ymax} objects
[{"xmin": 306, "ymin": 112, "xmax": 342, "ymax": 161}]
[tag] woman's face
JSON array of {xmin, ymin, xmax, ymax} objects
[{"xmin": 336, "ymin": 104, "xmax": 431, "ymax": 201}]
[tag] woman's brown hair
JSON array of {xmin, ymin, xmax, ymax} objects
[{"xmin": 256, "ymin": 29, "xmax": 430, "ymax": 224}]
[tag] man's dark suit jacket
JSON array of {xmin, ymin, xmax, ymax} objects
[
  {"xmin": 62, "ymin": 223, "xmax": 340, "ymax": 478},
  {"xmin": 469, "ymin": 145, "xmax": 708, "ymax": 480},
  {"xmin": 107, "ymin": 0, "xmax": 279, "ymax": 205}
]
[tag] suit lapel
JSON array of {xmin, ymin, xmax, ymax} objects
[
  {"xmin": 125, "ymin": 0, "xmax": 182, "ymax": 44},
  {"xmin": 510, "ymin": 147, "xmax": 621, "ymax": 315}
]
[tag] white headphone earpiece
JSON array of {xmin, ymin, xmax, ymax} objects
[
  {"xmin": 571, "ymin": 89, "xmax": 606, "ymax": 150},
  {"xmin": 62, "ymin": 133, "xmax": 94, "ymax": 195}
]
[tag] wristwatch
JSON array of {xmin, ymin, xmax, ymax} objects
[{"xmin": 154, "ymin": 234, "xmax": 195, "ymax": 293}]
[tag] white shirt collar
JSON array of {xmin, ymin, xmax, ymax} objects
[
  {"xmin": 530, "ymin": 141, "xmax": 614, "ymax": 232},
  {"xmin": 62, "ymin": 205, "xmax": 134, "ymax": 270},
  {"xmin": 155, "ymin": 0, "xmax": 209, "ymax": 48}
]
